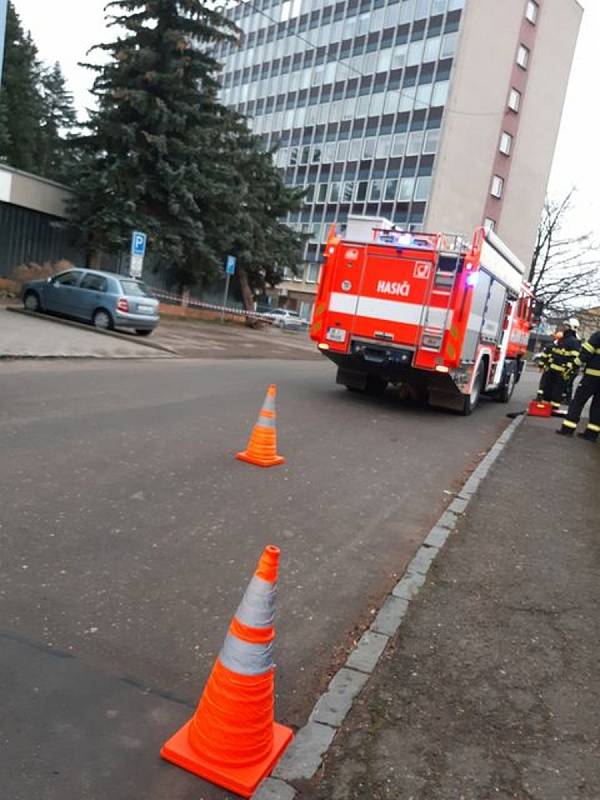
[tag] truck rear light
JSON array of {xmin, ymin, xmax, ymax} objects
[
  {"xmin": 326, "ymin": 327, "xmax": 346, "ymax": 343},
  {"xmin": 117, "ymin": 298, "xmax": 129, "ymax": 313},
  {"xmin": 421, "ymin": 334, "xmax": 443, "ymax": 350}
]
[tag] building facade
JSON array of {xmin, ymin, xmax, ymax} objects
[
  {"xmin": 0, "ymin": 165, "xmax": 84, "ymax": 277},
  {"xmin": 217, "ymin": 0, "xmax": 582, "ymax": 318}
]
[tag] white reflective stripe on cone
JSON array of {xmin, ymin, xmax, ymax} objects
[
  {"xmin": 219, "ymin": 634, "xmax": 273, "ymax": 675},
  {"xmin": 235, "ymin": 576, "xmax": 277, "ymax": 629},
  {"xmin": 262, "ymin": 392, "xmax": 277, "ymax": 413},
  {"xmin": 257, "ymin": 413, "xmax": 276, "ymax": 428}
]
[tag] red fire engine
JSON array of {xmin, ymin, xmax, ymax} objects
[{"xmin": 310, "ymin": 216, "xmax": 534, "ymax": 415}]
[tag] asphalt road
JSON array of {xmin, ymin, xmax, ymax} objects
[
  {"xmin": 0, "ymin": 358, "xmax": 534, "ymax": 799},
  {"xmin": 152, "ymin": 317, "xmax": 319, "ymax": 359}
]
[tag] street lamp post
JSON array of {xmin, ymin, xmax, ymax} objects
[{"xmin": 0, "ymin": 0, "xmax": 7, "ymax": 86}]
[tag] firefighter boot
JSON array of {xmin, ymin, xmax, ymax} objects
[
  {"xmin": 577, "ymin": 429, "xmax": 599, "ymax": 443},
  {"xmin": 556, "ymin": 424, "xmax": 575, "ymax": 437}
]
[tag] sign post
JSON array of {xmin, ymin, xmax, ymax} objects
[
  {"xmin": 130, "ymin": 231, "xmax": 147, "ymax": 278},
  {"xmin": 221, "ymin": 255, "xmax": 237, "ymax": 324}
]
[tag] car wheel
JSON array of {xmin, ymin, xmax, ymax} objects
[
  {"xmin": 93, "ymin": 309, "xmax": 113, "ymax": 331},
  {"xmin": 24, "ymin": 291, "xmax": 41, "ymax": 312},
  {"xmin": 460, "ymin": 361, "xmax": 485, "ymax": 416},
  {"xmin": 136, "ymin": 329, "xmax": 152, "ymax": 337}
]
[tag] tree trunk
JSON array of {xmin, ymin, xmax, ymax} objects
[{"xmin": 238, "ymin": 266, "xmax": 261, "ymax": 328}]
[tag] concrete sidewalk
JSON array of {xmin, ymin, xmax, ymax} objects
[
  {"xmin": 0, "ymin": 308, "xmax": 171, "ymax": 359},
  {"xmin": 304, "ymin": 416, "xmax": 599, "ymax": 800}
]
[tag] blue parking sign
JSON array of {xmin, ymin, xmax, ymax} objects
[
  {"xmin": 132, "ymin": 231, "xmax": 147, "ymax": 258},
  {"xmin": 225, "ymin": 255, "xmax": 237, "ymax": 276}
]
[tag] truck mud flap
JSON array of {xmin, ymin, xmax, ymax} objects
[
  {"xmin": 428, "ymin": 387, "xmax": 467, "ymax": 413},
  {"xmin": 336, "ymin": 367, "xmax": 368, "ymax": 391}
]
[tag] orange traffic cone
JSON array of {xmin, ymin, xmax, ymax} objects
[
  {"xmin": 161, "ymin": 545, "xmax": 293, "ymax": 798},
  {"xmin": 236, "ymin": 385, "xmax": 285, "ymax": 468}
]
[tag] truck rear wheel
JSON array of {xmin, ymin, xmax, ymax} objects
[
  {"xmin": 364, "ymin": 375, "xmax": 387, "ymax": 397},
  {"xmin": 344, "ymin": 374, "xmax": 387, "ymax": 397},
  {"xmin": 460, "ymin": 362, "xmax": 485, "ymax": 416},
  {"xmin": 496, "ymin": 368, "xmax": 516, "ymax": 403}
]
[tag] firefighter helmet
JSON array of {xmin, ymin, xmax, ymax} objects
[{"xmin": 563, "ymin": 317, "xmax": 580, "ymax": 331}]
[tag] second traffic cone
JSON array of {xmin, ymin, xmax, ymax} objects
[
  {"xmin": 161, "ymin": 545, "xmax": 293, "ymax": 798},
  {"xmin": 236, "ymin": 385, "xmax": 285, "ymax": 468}
]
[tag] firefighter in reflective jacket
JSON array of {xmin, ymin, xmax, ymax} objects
[
  {"xmin": 557, "ymin": 330, "xmax": 600, "ymax": 442},
  {"xmin": 536, "ymin": 319, "xmax": 581, "ymax": 410}
]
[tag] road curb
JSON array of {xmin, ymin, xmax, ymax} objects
[
  {"xmin": 4, "ymin": 306, "xmax": 178, "ymax": 355},
  {"xmin": 264, "ymin": 413, "xmax": 526, "ymax": 799}
]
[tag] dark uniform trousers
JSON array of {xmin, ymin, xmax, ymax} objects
[
  {"xmin": 561, "ymin": 376, "xmax": 600, "ymax": 441},
  {"xmin": 559, "ymin": 331, "xmax": 600, "ymax": 441},
  {"xmin": 538, "ymin": 368, "xmax": 567, "ymax": 407}
]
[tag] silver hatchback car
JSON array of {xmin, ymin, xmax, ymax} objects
[{"xmin": 22, "ymin": 268, "xmax": 160, "ymax": 336}]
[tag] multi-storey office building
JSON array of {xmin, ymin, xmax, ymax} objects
[{"xmin": 217, "ymin": 0, "xmax": 582, "ymax": 318}]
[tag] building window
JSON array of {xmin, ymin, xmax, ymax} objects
[
  {"xmin": 499, "ymin": 131, "xmax": 513, "ymax": 156},
  {"xmin": 306, "ymin": 263, "xmax": 320, "ymax": 283},
  {"xmin": 508, "ymin": 88, "xmax": 522, "ymax": 112},
  {"xmin": 517, "ymin": 44, "xmax": 530, "ymax": 69},
  {"xmin": 316, "ymin": 184, "xmax": 328, "ymax": 203},
  {"xmin": 398, "ymin": 177, "xmax": 415, "ymax": 202},
  {"xmin": 423, "ymin": 129, "xmax": 441, "ymax": 155},
  {"xmin": 526, "ymin": 0, "xmax": 539, "ymax": 24},
  {"xmin": 414, "ymin": 176, "xmax": 432, "ymax": 202},
  {"xmin": 491, "ymin": 175, "xmax": 504, "ymax": 199},
  {"xmin": 484, "ymin": 217, "xmax": 496, "ymax": 232},
  {"xmin": 369, "ymin": 180, "xmax": 383, "ymax": 202}
]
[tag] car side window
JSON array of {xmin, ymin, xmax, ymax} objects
[
  {"xmin": 54, "ymin": 271, "xmax": 83, "ymax": 287},
  {"xmin": 80, "ymin": 274, "xmax": 107, "ymax": 292}
]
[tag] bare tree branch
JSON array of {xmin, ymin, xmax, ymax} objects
[{"xmin": 529, "ymin": 188, "xmax": 600, "ymax": 314}]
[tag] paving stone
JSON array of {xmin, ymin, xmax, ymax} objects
[
  {"xmin": 310, "ymin": 668, "xmax": 370, "ymax": 727},
  {"xmin": 392, "ymin": 570, "xmax": 427, "ymax": 600},
  {"xmin": 448, "ymin": 497, "xmax": 469, "ymax": 515},
  {"xmin": 459, "ymin": 475, "xmax": 481, "ymax": 498},
  {"xmin": 273, "ymin": 721, "xmax": 336, "ymax": 782},
  {"xmin": 345, "ymin": 630, "xmax": 389, "ymax": 674},
  {"xmin": 437, "ymin": 510, "xmax": 458, "ymax": 530},
  {"xmin": 424, "ymin": 525, "xmax": 451, "ymax": 549},
  {"xmin": 253, "ymin": 778, "xmax": 297, "ymax": 800},
  {"xmin": 406, "ymin": 545, "xmax": 438, "ymax": 576},
  {"xmin": 371, "ymin": 595, "xmax": 410, "ymax": 636}
]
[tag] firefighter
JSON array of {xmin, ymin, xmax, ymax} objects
[
  {"xmin": 557, "ymin": 329, "xmax": 600, "ymax": 442},
  {"xmin": 536, "ymin": 319, "xmax": 581, "ymax": 410}
]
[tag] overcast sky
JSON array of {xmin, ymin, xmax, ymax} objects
[{"xmin": 11, "ymin": 0, "xmax": 599, "ymax": 237}]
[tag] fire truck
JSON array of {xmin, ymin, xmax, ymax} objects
[{"xmin": 310, "ymin": 216, "xmax": 534, "ymax": 415}]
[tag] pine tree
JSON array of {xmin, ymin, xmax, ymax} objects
[
  {"xmin": 36, "ymin": 62, "xmax": 77, "ymax": 181},
  {"xmin": 220, "ymin": 133, "xmax": 306, "ymax": 314},
  {"xmin": 0, "ymin": 1, "xmax": 44, "ymax": 173},
  {"xmin": 73, "ymin": 0, "xmax": 238, "ymax": 277},
  {"xmin": 0, "ymin": 95, "xmax": 10, "ymax": 160}
]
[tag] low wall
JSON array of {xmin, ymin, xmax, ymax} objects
[{"xmin": 159, "ymin": 302, "xmax": 249, "ymax": 325}]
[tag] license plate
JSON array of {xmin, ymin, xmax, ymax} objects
[
  {"xmin": 326, "ymin": 327, "xmax": 346, "ymax": 343},
  {"xmin": 138, "ymin": 304, "xmax": 153, "ymax": 314}
]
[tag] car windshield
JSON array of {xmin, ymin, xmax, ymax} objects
[{"xmin": 119, "ymin": 280, "xmax": 153, "ymax": 298}]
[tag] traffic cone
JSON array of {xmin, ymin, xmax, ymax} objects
[
  {"xmin": 161, "ymin": 545, "xmax": 293, "ymax": 798},
  {"xmin": 236, "ymin": 385, "xmax": 285, "ymax": 468}
]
